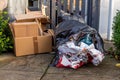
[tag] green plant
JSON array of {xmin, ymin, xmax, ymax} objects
[
  {"xmin": 0, "ymin": 11, "xmax": 13, "ymax": 53},
  {"xmin": 112, "ymin": 10, "xmax": 120, "ymax": 57}
]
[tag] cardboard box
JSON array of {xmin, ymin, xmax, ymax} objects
[
  {"xmin": 14, "ymin": 33, "xmax": 52, "ymax": 56},
  {"xmin": 37, "ymin": 33, "xmax": 52, "ymax": 53},
  {"xmin": 12, "ymin": 22, "xmax": 39, "ymax": 37},
  {"xmin": 9, "ymin": 24, "xmax": 34, "ymax": 56},
  {"xmin": 9, "ymin": 13, "xmax": 54, "ymax": 56},
  {"xmin": 15, "ymin": 37, "xmax": 35, "ymax": 56},
  {"xmin": 9, "ymin": 24, "xmax": 53, "ymax": 56}
]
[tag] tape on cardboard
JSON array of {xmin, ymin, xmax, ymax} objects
[{"xmin": 33, "ymin": 37, "xmax": 38, "ymax": 53}]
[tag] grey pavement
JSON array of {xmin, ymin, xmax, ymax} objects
[{"xmin": 0, "ymin": 41, "xmax": 120, "ymax": 80}]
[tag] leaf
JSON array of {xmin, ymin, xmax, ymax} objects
[
  {"xmin": 0, "ymin": 32, "xmax": 2, "ymax": 35},
  {"xmin": 0, "ymin": 11, "xmax": 13, "ymax": 53},
  {"xmin": 113, "ymin": 10, "xmax": 120, "ymax": 56},
  {"xmin": 9, "ymin": 46, "xmax": 13, "ymax": 49},
  {"xmin": 6, "ymin": 37, "xmax": 10, "ymax": 42}
]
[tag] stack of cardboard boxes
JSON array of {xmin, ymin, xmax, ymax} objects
[{"xmin": 9, "ymin": 11, "xmax": 54, "ymax": 56}]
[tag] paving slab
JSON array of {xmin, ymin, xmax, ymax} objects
[
  {"xmin": 42, "ymin": 73, "xmax": 120, "ymax": 80},
  {"xmin": 104, "ymin": 40, "xmax": 114, "ymax": 50},
  {"xmin": 0, "ymin": 41, "xmax": 120, "ymax": 80},
  {"xmin": 0, "ymin": 53, "xmax": 54, "ymax": 80},
  {"xmin": 0, "ymin": 53, "xmax": 16, "ymax": 68},
  {"xmin": 42, "ymin": 55, "xmax": 120, "ymax": 80},
  {"xmin": 0, "ymin": 70, "xmax": 42, "ymax": 80}
]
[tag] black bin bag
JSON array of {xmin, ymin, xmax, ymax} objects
[
  {"xmin": 55, "ymin": 20, "xmax": 105, "ymax": 53},
  {"xmin": 53, "ymin": 13, "xmax": 105, "ymax": 69}
]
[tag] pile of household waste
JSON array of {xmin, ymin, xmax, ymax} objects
[{"xmin": 53, "ymin": 20, "xmax": 105, "ymax": 69}]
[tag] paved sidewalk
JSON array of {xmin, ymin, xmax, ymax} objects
[
  {"xmin": 0, "ymin": 53, "xmax": 54, "ymax": 80},
  {"xmin": 0, "ymin": 41, "xmax": 120, "ymax": 80}
]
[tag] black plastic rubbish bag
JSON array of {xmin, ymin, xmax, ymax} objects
[
  {"xmin": 55, "ymin": 20, "xmax": 105, "ymax": 53},
  {"xmin": 53, "ymin": 12, "xmax": 105, "ymax": 69}
]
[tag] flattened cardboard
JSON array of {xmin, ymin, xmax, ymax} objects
[
  {"xmin": 15, "ymin": 14, "xmax": 48, "ymax": 21},
  {"xmin": 16, "ymin": 19, "xmax": 35, "ymax": 23},
  {"xmin": 9, "ymin": 23, "xmax": 15, "ymax": 37},
  {"xmin": 35, "ymin": 19, "xmax": 44, "ymax": 36},
  {"xmin": 26, "ymin": 11, "xmax": 42, "ymax": 15},
  {"xmin": 48, "ymin": 29, "xmax": 55, "ymax": 46},
  {"xmin": 48, "ymin": 29, "xmax": 55, "ymax": 37},
  {"xmin": 25, "ymin": 8, "xmax": 42, "ymax": 15},
  {"xmin": 38, "ymin": 17, "xmax": 50, "ymax": 24},
  {"xmin": 41, "ymin": 23, "xmax": 47, "ymax": 31}
]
